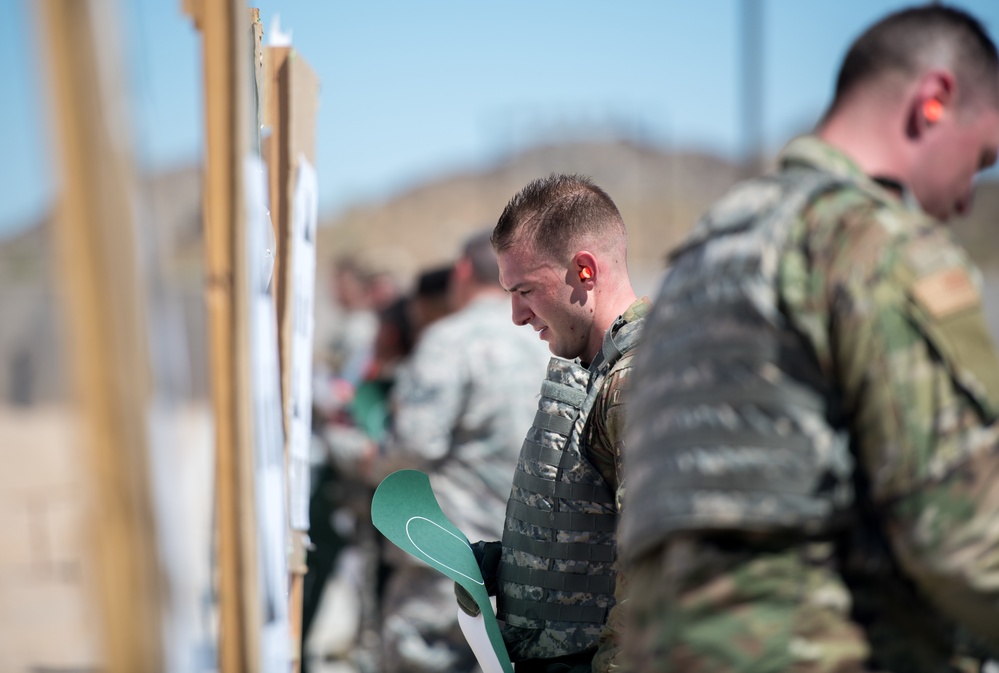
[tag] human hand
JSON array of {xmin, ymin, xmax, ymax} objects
[{"xmin": 453, "ymin": 540, "xmax": 502, "ymax": 616}]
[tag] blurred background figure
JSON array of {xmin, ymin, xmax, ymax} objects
[
  {"xmin": 305, "ymin": 292, "xmax": 416, "ymax": 673},
  {"xmin": 322, "ymin": 256, "xmax": 379, "ymax": 394},
  {"xmin": 409, "ymin": 264, "xmax": 454, "ymax": 340},
  {"xmin": 356, "ymin": 297, "xmax": 416, "ymax": 440},
  {"xmin": 304, "ymin": 250, "xmax": 407, "ymax": 673},
  {"xmin": 367, "ymin": 267, "xmax": 404, "ymax": 315},
  {"xmin": 304, "ymin": 257, "xmax": 459, "ymax": 673}
]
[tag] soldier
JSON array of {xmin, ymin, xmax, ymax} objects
[
  {"xmin": 371, "ymin": 230, "xmax": 550, "ymax": 673},
  {"xmin": 458, "ymin": 174, "xmax": 651, "ymax": 673},
  {"xmin": 620, "ymin": 6, "xmax": 999, "ymax": 673}
]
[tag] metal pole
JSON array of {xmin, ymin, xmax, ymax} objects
[{"xmin": 741, "ymin": 0, "xmax": 765, "ymax": 177}]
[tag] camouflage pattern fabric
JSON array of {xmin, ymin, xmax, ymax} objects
[
  {"xmin": 327, "ymin": 309, "xmax": 378, "ymax": 386},
  {"xmin": 618, "ymin": 167, "xmax": 855, "ymax": 554},
  {"xmin": 620, "ymin": 135, "xmax": 999, "ymax": 673},
  {"xmin": 586, "ymin": 304, "xmax": 648, "ymax": 499},
  {"xmin": 499, "ymin": 298, "xmax": 650, "ymax": 670},
  {"xmin": 590, "ymin": 301, "xmax": 650, "ymax": 673},
  {"xmin": 374, "ymin": 294, "xmax": 549, "ymax": 672},
  {"xmin": 498, "ymin": 356, "xmax": 619, "ymax": 663}
]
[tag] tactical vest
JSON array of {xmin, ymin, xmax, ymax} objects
[
  {"xmin": 620, "ymin": 167, "xmax": 861, "ymax": 563},
  {"xmin": 497, "ymin": 315, "xmax": 644, "ymax": 662}
]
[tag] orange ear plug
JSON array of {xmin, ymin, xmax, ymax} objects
[
  {"xmin": 579, "ymin": 267, "xmax": 592, "ymax": 280},
  {"xmin": 924, "ymin": 98, "xmax": 944, "ymax": 123}
]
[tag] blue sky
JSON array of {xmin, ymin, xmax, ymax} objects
[{"xmin": 4, "ymin": 0, "xmax": 999, "ymax": 238}]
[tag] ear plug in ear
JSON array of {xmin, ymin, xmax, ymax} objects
[{"xmin": 924, "ymin": 98, "xmax": 944, "ymax": 123}]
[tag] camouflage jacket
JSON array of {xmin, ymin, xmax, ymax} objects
[
  {"xmin": 778, "ymin": 135, "xmax": 999, "ymax": 663},
  {"xmin": 585, "ymin": 297, "xmax": 651, "ymax": 502},
  {"xmin": 623, "ymin": 135, "xmax": 999, "ymax": 672},
  {"xmin": 589, "ymin": 298, "xmax": 651, "ymax": 673}
]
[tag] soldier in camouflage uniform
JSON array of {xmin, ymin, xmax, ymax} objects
[
  {"xmin": 371, "ymin": 230, "xmax": 550, "ymax": 673},
  {"xmin": 619, "ymin": 6, "xmax": 999, "ymax": 673},
  {"xmin": 458, "ymin": 174, "xmax": 650, "ymax": 673}
]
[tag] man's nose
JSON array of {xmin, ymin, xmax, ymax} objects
[{"xmin": 511, "ymin": 295, "xmax": 532, "ymax": 326}]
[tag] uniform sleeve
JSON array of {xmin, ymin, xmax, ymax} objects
[
  {"xmin": 371, "ymin": 327, "xmax": 466, "ymax": 480},
  {"xmin": 586, "ymin": 357, "xmax": 634, "ymax": 498},
  {"xmin": 592, "ymin": 565, "xmax": 628, "ymax": 673},
  {"xmin": 827, "ymin": 219, "xmax": 999, "ymax": 649},
  {"xmin": 588, "ymin": 355, "xmax": 637, "ymax": 672}
]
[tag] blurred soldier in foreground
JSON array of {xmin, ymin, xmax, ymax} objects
[
  {"xmin": 621, "ymin": 6, "xmax": 999, "ymax": 672},
  {"xmin": 369, "ymin": 230, "xmax": 550, "ymax": 673},
  {"xmin": 458, "ymin": 174, "xmax": 650, "ymax": 673}
]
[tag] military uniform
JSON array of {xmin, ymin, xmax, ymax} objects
[
  {"xmin": 620, "ymin": 136, "xmax": 999, "ymax": 672},
  {"xmin": 496, "ymin": 298, "xmax": 650, "ymax": 672},
  {"xmin": 377, "ymin": 294, "xmax": 550, "ymax": 673}
]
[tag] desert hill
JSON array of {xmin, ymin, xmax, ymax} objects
[{"xmin": 317, "ymin": 140, "xmax": 746, "ymax": 297}]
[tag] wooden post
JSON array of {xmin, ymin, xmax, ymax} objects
[
  {"xmin": 265, "ymin": 46, "xmax": 319, "ymax": 329},
  {"xmin": 192, "ymin": 1, "xmax": 262, "ymax": 672},
  {"xmin": 35, "ymin": 1, "xmax": 164, "ymax": 671},
  {"xmin": 264, "ymin": 44, "xmax": 320, "ymax": 673},
  {"xmin": 251, "ymin": 8, "xmax": 265, "ymax": 154}
]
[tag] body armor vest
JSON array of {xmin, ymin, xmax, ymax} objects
[
  {"xmin": 497, "ymin": 315, "xmax": 644, "ymax": 662},
  {"xmin": 621, "ymin": 167, "xmax": 862, "ymax": 562}
]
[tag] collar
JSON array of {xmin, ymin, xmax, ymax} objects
[
  {"xmin": 619, "ymin": 296, "xmax": 652, "ymax": 324},
  {"xmin": 586, "ymin": 297, "xmax": 652, "ymax": 372},
  {"xmin": 778, "ymin": 135, "xmax": 923, "ymax": 214}
]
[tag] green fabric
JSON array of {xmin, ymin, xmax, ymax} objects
[
  {"xmin": 350, "ymin": 378, "xmax": 392, "ymax": 441},
  {"xmin": 371, "ymin": 469, "xmax": 513, "ymax": 673}
]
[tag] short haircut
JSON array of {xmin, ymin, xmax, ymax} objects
[
  {"xmin": 831, "ymin": 5, "xmax": 999, "ymax": 111},
  {"xmin": 379, "ymin": 297, "xmax": 415, "ymax": 357},
  {"xmin": 491, "ymin": 173, "xmax": 625, "ymax": 262},
  {"xmin": 462, "ymin": 229, "xmax": 501, "ymax": 286},
  {"xmin": 415, "ymin": 265, "xmax": 452, "ymax": 297},
  {"xmin": 333, "ymin": 254, "xmax": 371, "ymax": 282}
]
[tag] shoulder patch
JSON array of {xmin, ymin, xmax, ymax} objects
[{"xmin": 911, "ymin": 267, "xmax": 980, "ymax": 319}]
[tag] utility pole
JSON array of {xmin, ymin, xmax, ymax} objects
[{"xmin": 741, "ymin": 0, "xmax": 765, "ymax": 177}]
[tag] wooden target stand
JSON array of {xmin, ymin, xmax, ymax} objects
[{"xmin": 185, "ymin": 2, "xmax": 320, "ymax": 672}]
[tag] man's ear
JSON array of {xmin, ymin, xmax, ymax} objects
[
  {"xmin": 907, "ymin": 69, "xmax": 956, "ymax": 139},
  {"xmin": 452, "ymin": 256, "xmax": 472, "ymax": 282},
  {"xmin": 573, "ymin": 251, "xmax": 598, "ymax": 284}
]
